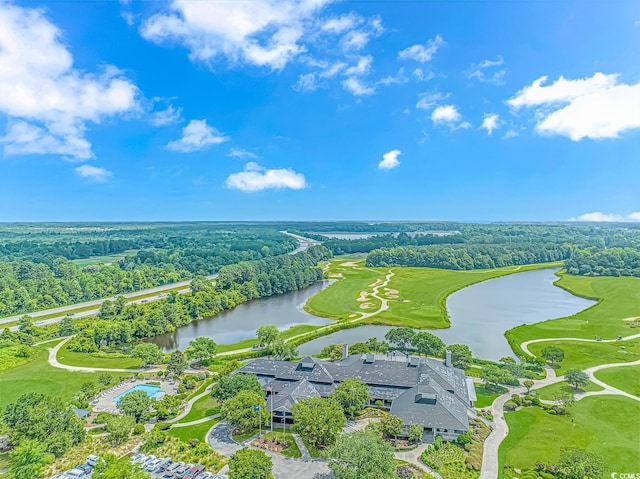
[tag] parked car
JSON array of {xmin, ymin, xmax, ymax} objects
[
  {"xmin": 63, "ymin": 469, "xmax": 86, "ymax": 479},
  {"xmin": 76, "ymin": 464, "xmax": 92, "ymax": 475},
  {"xmin": 130, "ymin": 453, "xmax": 144, "ymax": 463},
  {"xmin": 155, "ymin": 458, "xmax": 173, "ymax": 472},
  {"xmin": 199, "ymin": 473, "xmax": 214, "ymax": 479},
  {"xmin": 173, "ymin": 464, "xmax": 191, "ymax": 477},
  {"xmin": 163, "ymin": 462, "xmax": 184, "ymax": 477},
  {"xmin": 139, "ymin": 454, "xmax": 157, "ymax": 468},
  {"xmin": 86, "ymin": 454, "xmax": 99, "ymax": 467},
  {"xmin": 183, "ymin": 464, "xmax": 205, "ymax": 478}
]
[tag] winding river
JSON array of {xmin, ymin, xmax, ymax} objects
[
  {"xmin": 298, "ymin": 268, "xmax": 595, "ymax": 361},
  {"xmin": 150, "ymin": 281, "xmax": 332, "ymax": 352}
]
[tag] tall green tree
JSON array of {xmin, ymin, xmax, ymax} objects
[
  {"xmin": 267, "ymin": 338, "xmax": 298, "ymax": 360},
  {"xmin": 213, "ymin": 373, "xmax": 262, "ymax": 403},
  {"xmin": 292, "ymin": 397, "xmax": 346, "ymax": 449},
  {"xmin": 384, "ymin": 327, "xmax": 415, "ymax": 351},
  {"xmin": 332, "ymin": 378, "xmax": 369, "ymax": 418},
  {"xmin": 256, "ymin": 325, "xmax": 280, "ymax": 345},
  {"xmin": 565, "ymin": 369, "xmax": 589, "ymax": 390},
  {"xmin": 411, "ymin": 332, "xmax": 446, "ymax": 358},
  {"xmin": 408, "ymin": 424, "xmax": 423, "ymax": 443},
  {"xmin": 185, "ymin": 337, "xmax": 217, "ymax": 362},
  {"xmin": 117, "ymin": 391, "xmax": 152, "ymax": 423},
  {"xmin": 379, "ymin": 414, "xmax": 404, "ymax": 440},
  {"xmin": 166, "ymin": 350, "xmax": 188, "ymax": 377},
  {"xmin": 541, "ymin": 346, "xmax": 565, "ymax": 366},
  {"xmin": 220, "ymin": 390, "xmax": 268, "ymax": 431},
  {"xmin": 93, "ymin": 453, "xmax": 151, "ymax": 479},
  {"xmin": 106, "ymin": 415, "xmax": 135, "ymax": 445},
  {"xmin": 131, "ymin": 343, "xmax": 163, "ymax": 367},
  {"xmin": 228, "ymin": 448, "xmax": 272, "ymax": 479},
  {"xmin": 447, "ymin": 343, "xmax": 473, "ymax": 369},
  {"xmin": 9, "ymin": 440, "xmax": 53, "ymax": 479},
  {"xmin": 325, "ymin": 431, "xmax": 396, "ymax": 479}
]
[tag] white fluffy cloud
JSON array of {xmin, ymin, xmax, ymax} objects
[
  {"xmin": 431, "ymin": 105, "xmax": 470, "ymax": 130},
  {"xmin": 570, "ymin": 212, "xmax": 640, "ymax": 222},
  {"xmin": 342, "ymin": 77, "xmax": 375, "ymax": 96},
  {"xmin": 141, "ymin": 0, "xmax": 331, "ymax": 70},
  {"xmin": 75, "ymin": 164, "xmax": 113, "ymax": 183},
  {"xmin": 378, "ymin": 149, "xmax": 401, "ymax": 170},
  {"xmin": 227, "ymin": 147, "xmax": 259, "ymax": 159},
  {"xmin": 481, "ymin": 114, "xmax": 501, "ymax": 135},
  {"xmin": 167, "ymin": 120, "xmax": 229, "ymax": 152},
  {"xmin": 398, "ymin": 35, "xmax": 444, "ymax": 63},
  {"xmin": 416, "ymin": 92, "xmax": 450, "ymax": 110},
  {"xmin": 0, "ymin": 2, "xmax": 139, "ymax": 160},
  {"xmin": 467, "ymin": 56, "xmax": 506, "ymax": 85},
  {"xmin": 508, "ymin": 72, "xmax": 640, "ymax": 140},
  {"xmin": 225, "ymin": 162, "xmax": 307, "ymax": 192}
]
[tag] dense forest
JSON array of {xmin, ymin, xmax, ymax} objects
[
  {"xmin": 65, "ymin": 246, "xmax": 330, "ymax": 351},
  {"xmin": 0, "ymin": 225, "xmax": 298, "ymax": 316},
  {"xmin": 366, "ymin": 244, "xmax": 571, "ymax": 270},
  {"xmin": 565, "ymin": 247, "xmax": 640, "ymax": 276}
]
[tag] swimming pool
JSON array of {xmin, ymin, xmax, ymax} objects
[{"xmin": 113, "ymin": 384, "xmax": 164, "ymax": 404}]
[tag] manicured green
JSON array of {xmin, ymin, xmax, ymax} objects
[
  {"xmin": 305, "ymin": 261, "xmax": 384, "ymax": 319},
  {"xmin": 0, "ymin": 340, "xmax": 127, "ymax": 409},
  {"xmin": 71, "ymin": 250, "xmax": 139, "ymax": 268},
  {"xmin": 57, "ymin": 344, "xmax": 142, "ymax": 369},
  {"xmin": 259, "ymin": 431, "xmax": 302, "ymax": 458},
  {"xmin": 527, "ymin": 339, "xmax": 640, "ymax": 375},
  {"xmin": 498, "ymin": 396, "xmax": 640, "ymax": 477},
  {"xmin": 166, "ymin": 418, "xmax": 220, "ymax": 442},
  {"xmin": 474, "ymin": 384, "xmax": 506, "ymax": 408},
  {"xmin": 534, "ymin": 380, "xmax": 603, "ymax": 400},
  {"xmin": 508, "ymin": 274, "xmax": 640, "ymax": 355},
  {"xmin": 216, "ymin": 324, "xmax": 319, "ymax": 353},
  {"xmin": 594, "ymin": 365, "xmax": 640, "ymax": 397},
  {"xmin": 175, "ymin": 395, "xmax": 220, "ymax": 424}
]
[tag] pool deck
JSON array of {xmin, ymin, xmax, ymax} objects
[{"xmin": 92, "ymin": 378, "xmax": 178, "ymax": 414}]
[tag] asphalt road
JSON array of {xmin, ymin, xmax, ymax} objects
[{"xmin": 3, "ymin": 232, "xmax": 318, "ymax": 332}]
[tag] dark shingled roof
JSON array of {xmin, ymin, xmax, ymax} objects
[{"xmin": 238, "ymin": 354, "xmax": 472, "ymax": 432}]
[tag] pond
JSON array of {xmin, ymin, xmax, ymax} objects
[
  {"xmin": 298, "ymin": 268, "xmax": 595, "ymax": 361},
  {"xmin": 149, "ymin": 281, "xmax": 333, "ymax": 352}
]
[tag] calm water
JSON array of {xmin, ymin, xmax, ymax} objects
[
  {"xmin": 298, "ymin": 268, "xmax": 595, "ymax": 361},
  {"xmin": 150, "ymin": 281, "xmax": 332, "ymax": 352}
]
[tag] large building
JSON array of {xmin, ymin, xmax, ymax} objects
[{"xmin": 237, "ymin": 349, "xmax": 476, "ymax": 442}]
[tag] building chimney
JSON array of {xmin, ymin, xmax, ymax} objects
[
  {"xmin": 445, "ymin": 350, "xmax": 452, "ymax": 367},
  {"xmin": 365, "ymin": 353, "xmax": 375, "ymax": 363},
  {"xmin": 342, "ymin": 344, "xmax": 349, "ymax": 360}
]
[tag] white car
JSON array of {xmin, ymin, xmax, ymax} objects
[
  {"xmin": 163, "ymin": 462, "xmax": 184, "ymax": 477},
  {"xmin": 145, "ymin": 458, "xmax": 163, "ymax": 471},
  {"xmin": 63, "ymin": 469, "xmax": 86, "ymax": 479},
  {"xmin": 86, "ymin": 454, "xmax": 99, "ymax": 467}
]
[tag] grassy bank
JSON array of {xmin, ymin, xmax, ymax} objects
[
  {"xmin": 498, "ymin": 396, "xmax": 640, "ymax": 477},
  {"xmin": 534, "ymin": 380, "xmax": 603, "ymax": 400},
  {"xmin": 594, "ymin": 365, "xmax": 640, "ymax": 397},
  {"xmin": 507, "ymin": 274, "xmax": 640, "ymax": 357},
  {"xmin": 56, "ymin": 343, "xmax": 142, "ymax": 369}
]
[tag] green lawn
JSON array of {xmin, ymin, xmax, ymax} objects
[
  {"xmin": 0, "ymin": 340, "xmax": 128, "ymax": 410},
  {"xmin": 57, "ymin": 343, "xmax": 142, "ymax": 369},
  {"xmin": 474, "ymin": 384, "xmax": 507, "ymax": 408},
  {"xmin": 216, "ymin": 323, "xmax": 320, "ymax": 354},
  {"xmin": 305, "ymin": 261, "xmax": 385, "ymax": 319},
  {"xmin": 498, "ymin": 396, "xmax": 640, "ymax": 477},
  {"xmin": 71, "ymin": 250, "xmax": 139, "ymax": 268},
  {"xmin": 594, "ymin": 365, "xmax": 640, "ymax": 397},
  {"xmin": 257, "ymin": 431, "xmax": 302, "ymax": 458},
  {"xmin": 300, "ymin": 435, "xmax": 323, "ymax": 458},
  {"xmin": 231, "ymin": 427, "xmax": 260, "ymax": 443},
  {"xmin": 507, "ymin": 274, "xmax": 640, "ymax": 355},
  {"xmin": 534, "ymin": 380, "xmax": 603, "ymax": 400},
  {"xmin": 167, "ymin": 418, "xmax": 219, "ymax": 442},
  {"xmin": 175, "ymin": 394, "xmax": 219, "ymax": 424},
  {"xmin": 527, "ymin": 339, "xmax": 640, "ymax": 375}
]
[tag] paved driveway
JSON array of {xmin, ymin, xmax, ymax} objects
[{"xmin": 207, "ymin": 421, "xmax": 333, "ymax": 479}]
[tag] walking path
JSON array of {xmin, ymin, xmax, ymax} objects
[
  {"xmin": 169, "ymin": 414, "xmax": 220, "ymax": 428},
  {"xmin": 167, "ymin": 382, "xmax": 215, "ymax": 423},
  {"xmin": 394, "ymin": 444, "xmax": 442, "ymax": 479},
  {"xmin": 480, "ymin": 335, "xmax": 640, "ymax": 479}
]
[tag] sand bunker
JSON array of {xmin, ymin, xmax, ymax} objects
[
  {"xmin": 369, "ymin": 279, "xmax": 383, "ymax": 288},
  {"xmin": 386, "ymin": 294, "xmax": 399, "ymax": 299},
  {"xmin": 622, "ymin": 316, "xmax": 640, "ymax": 322},
  {"xmin": 357, "ymin": 291, "xmax": 369, "ymax": 302},
  {"xmin": 360, "ymin": 302, "xmax": 373, "ymax": 309},
  {"xmin": 340, "ymin": 261, "xmax": 358, "ymax": 267},
  {"xmin": 349, "ymin": 313, "xmax": 359, "ymax": 318},
  {"xmin": 384, "ymin": 288, "xmax": 399, "ymax": 294},
  {"xmin": 329, "ymin": 273, "xmax": 344, "ymax": 279}
]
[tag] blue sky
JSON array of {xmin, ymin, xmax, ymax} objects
[{"xmin": 0, "ymin": 0, "xmax": 639, "ymax": 222}]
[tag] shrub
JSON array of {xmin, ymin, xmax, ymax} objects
[
  {"xmin": 396, "ymin": 465, "xmax": 413, "ymax": 478},
  {"xmin": 189, "ymin": 438, "xmax": 199, "ymax": 448},
  {"xmin": 133, "ymin": 424, "xmax": 145, "ymax": 435}
]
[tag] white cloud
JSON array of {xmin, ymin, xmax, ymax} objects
[
  {"xmin": 398, "ymin": 35, "xmax": 445, "ymax": 63},
  {"xmin": 342, "ymin": 77, "xmax": 375, "ymax": 96},
  {"xmin": 345, "ymin": 56, "xmax": 372, "ymax": 76},
  {"xmin": 570, "ymin": 212, "xmax": 640, "ymax": 222},
  {"xmin": 293, "ymin": 72, "xmax": 320, "ymax": 92},
  {"xmin": 481, "ymin": 113, "xmax": 501, "ymax": 135},
  {"xmin": 0, "ymin": 2, "xmax": 139, "ymax": 160},
  {"xmin": 378, "ymin": 68, "xmax": 408, "ymax": 86},
  {"xmin": 75, "ymin": 164, "xmax": 113, "ymax": 182},
  {"xmin": 141, "ymin": 0, "xmax": 332, "ymax": 70},
  {"xmin": 378, "ymin": 149, "xmax": 401, "ymax": 170},
  {"xmin": 227, "ymin": 147, "xmax": 259, "ymax": 159},
  {"xmin": 225, "ymin": 162, "xmax": 307, "ymax": 192},
  {"xmin": 166, "ymin": 119, "xmax": 228, "ymax": 152},
  {"xmin": 502, "ymin": 129, "xmax": 519, "ymax": 139},
  {"xmin": 416, "ymin": 92, "xmax": 450, "ymax": 110},
  {"xmin": 431, "ymin": 105, "xmax": 470, "ymax": 130},
  {"xmin": 467, "ymin": 56, "xmax": 506, "ymax": 85},
  {"xmin": 321, "ymin": 14, "xmax": 358, "ymax": 33},
  {"xmin": 508, "ymin": 72, "xmax": 640, "ymax": 140},
  {"xmin": 412, "ymin": 68, "xmax": 435, "ymax": 81},
  {"xmin": 150, "ymin": 105, "xmax": 182, "ymax": 126}
]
